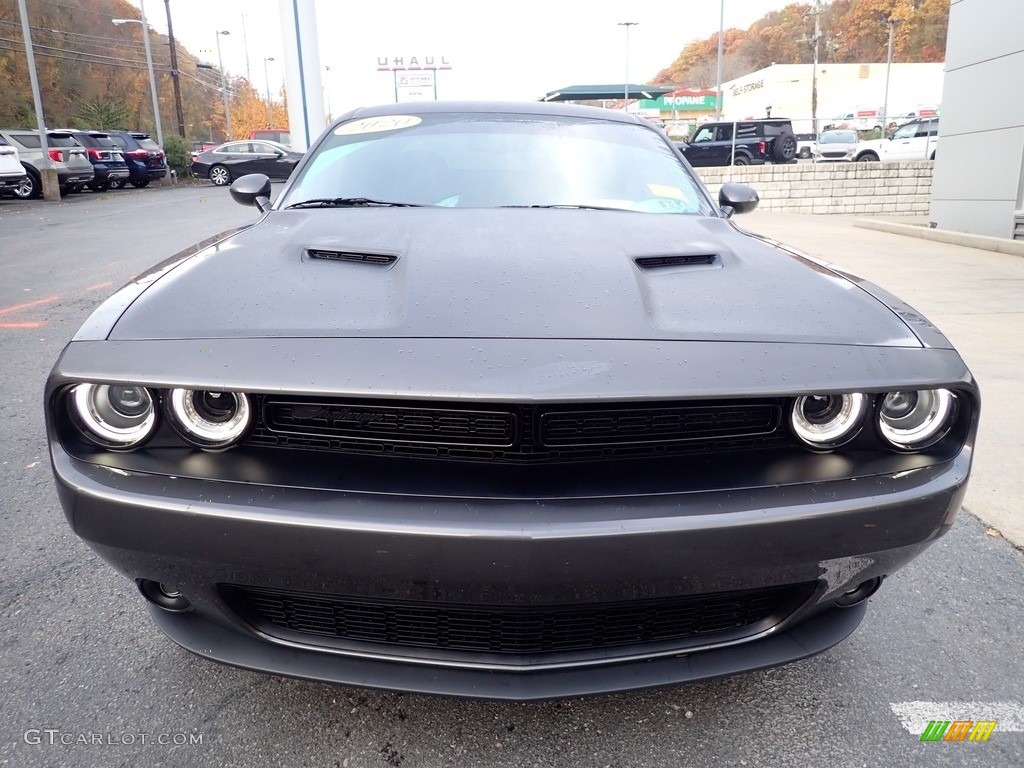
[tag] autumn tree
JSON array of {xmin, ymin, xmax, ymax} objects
[{"xmin": 650, "ymin": 0, "xmax": 948, "ymax": 89}]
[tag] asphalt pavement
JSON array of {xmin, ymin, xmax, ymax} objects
[{"xmin": 0, "ymin": 185, "xmax": 1021, "ymax": 768}]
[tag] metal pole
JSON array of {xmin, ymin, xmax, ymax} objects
[
  {"xmin": 811, "ymin": 0, "xmax": 821, "ymax": 135},
  {"xmin": 241, "ymin": 13, "xmax": 251, "ymax": 83},
  {"xmin": 164, "ymin": 0, "xmax": 186, "ymax": 138},
  {"xmin": 216, "ymin": 31, "xmax": 232, "ymax": 140},
  {"xmin": 715, "ymin": 0, "xmax": 724, "ymax": 120},
  {"xmin": 324, "ymin": 65, "xmax": 332, "ymax": 120},
  {"xmin": 139, "ymin": 0, "xmax": 163, "ymax": 148},
  {"xmin": 264, "ymin": 57, "xmax": 274, "ymax": 128},
  {"xmin": 16, "ymin": 0, "xmax": 59, "ymax": 200},
  {"xmin": 882, "ymin": 20, "xmax": 895, "ymax": 137},
  {"xmin": 618, "ymin": 22, "xmax": 637, "ymax": 105}
]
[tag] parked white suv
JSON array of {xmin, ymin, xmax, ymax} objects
[
  {"xmin": 854, "ymin": 118, "xmax": 939, "ymax": 162},
  {"xmin": 0, "ymin": 135, "xmax": 27, "ymax": 196}
]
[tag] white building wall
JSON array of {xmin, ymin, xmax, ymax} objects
[
  {"xmin": 930, "ymin": 0, "xmax": 1024, "ymax": 239},
  {"xmin": 721, "ymin": 63, "xmax": 945, "ymax": 134}
]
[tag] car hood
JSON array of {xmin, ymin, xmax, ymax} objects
[{"xmin": 108, "ymin": 208, "xmax": 919, "ymax": 346}]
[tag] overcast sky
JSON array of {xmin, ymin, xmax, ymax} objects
[{"xmin": 135, "ymin": 0, "xmax": 796, "ymax": 114}]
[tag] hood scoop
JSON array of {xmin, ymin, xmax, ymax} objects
[
  {"xmin": 634, "ymin": 254, "xmax": 718, "ymax": 269},
  {"xmin": 305, "ymin": 248, "xmax": 398, "ymax": 266}
]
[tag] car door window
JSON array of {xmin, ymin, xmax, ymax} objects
[
  {"xmin": 11, "ymin": 134, "xmax": 40, "ymax": 148},
  {"xmin": 714, "ymin": 125, "xmax": 733, "ymax": 142},
  {"xmin": 253, "ymin": 142, "xmax": 277, "ymax": 155},
  {"xmin": 692, "ymin": 127, "xmax": 715, "ymax": 143},
  {"xmin": 892, "ymin": 123, "xmax": 919, "ymax": 140}
]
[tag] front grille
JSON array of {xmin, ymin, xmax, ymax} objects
[
  {"xmin": 249, "ymin": 397, "xmax": 787, "ymax": 463},
  {"xmin": 264, "ymin": 401, "xmax": 515, "ymax": 446},
  {"xmin": 223, "ymin": 584, "xmax": 811, "ymax": 658},
  {"xmin": 540, "ymin": 404, "xmax": 775, "ymax": 446}
]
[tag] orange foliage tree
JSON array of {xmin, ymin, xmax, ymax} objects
[{"xmin": 651, "ymin": 0, "xmax": 948, "ymax": 89}]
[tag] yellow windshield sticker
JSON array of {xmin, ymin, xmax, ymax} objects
[
  {"xmin": 646, "ymin": 183, "xmax": 686, "ymax": 200},
  {"xmin": 334, "ymin": 116, "xmax": 422, "ymax": 135}
]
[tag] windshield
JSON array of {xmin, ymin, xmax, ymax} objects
[
  {"xmin": 820, "ymin": 131, "xmax": 857, "ymax": 143},
  {"xmin": 280, "ymin": 112, "xmax": 714, "ymax": 215}
]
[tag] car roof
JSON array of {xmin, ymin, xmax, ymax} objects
[
  {"xmin": 699, "ymin": 118, "xmax": 792, "ymax": 125},
  {"xmin": 1, "ymin": 128, "xmax": 73, "ymax": 135},
  {"xmin": 343, "ymin": 100, "xmax": 646, "ymax": 125}
]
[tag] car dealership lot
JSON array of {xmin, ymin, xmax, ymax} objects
[{"xmin": 1, "ymin": 187, "xmax": 1021, "ymax": 767}]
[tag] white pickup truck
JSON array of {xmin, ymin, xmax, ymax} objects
[{"xmin": 853, "ymin": 117, "xmax": 939, "ymax": 162}]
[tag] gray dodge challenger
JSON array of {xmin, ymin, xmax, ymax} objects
[{"xmin": 46, "ymin": 102, "xmax": 979, "ymax": 700}]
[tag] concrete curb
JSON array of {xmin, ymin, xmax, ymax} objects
[{"xmin": 854, "ymin": 217, "xmax": 1024, "ymax": 257}]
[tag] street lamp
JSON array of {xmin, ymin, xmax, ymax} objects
[
  {"xmin": 618, "ymin": 22, "xmax": 637, "ymax": 105},
  {"xmin": 112, "ymin": 1, "xmax": 163, "ymax": 148},
  {"xmin": 881, "ymin": 1, "xmax": 921, "ymax": 136},
  {"xmin": 263, "ymin": 56, "xmax": 275, "ymax": 128},
  {"xmin": 324, "ymin": 65, "xmax": 333, "ymax": 123},
  {"xmin": 881, "ymin": 17, "xmax": 899, "ymax": 136},
  {"xmin": 215, "ymin": 30, "xmax": 232, "ymax": 140}
]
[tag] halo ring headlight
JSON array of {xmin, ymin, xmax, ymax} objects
[
  {"xmin": 168, "ymin": 389, "xmax": 252, "ymax": 448},
  {"xmin": 878, "ymin": 388, "xmax": 955, "ymax": 450},
  {"xmin": 70, "ymin": 383, "xmax": 157, "ymax": 448},
  {"xmin": 791, "ymin": 393, "xmax": 867, "ymax": 450}
]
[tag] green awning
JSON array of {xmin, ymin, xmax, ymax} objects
[{"xmin": 542, "ymin": 84, "xmax": 675, "ymax": 102}]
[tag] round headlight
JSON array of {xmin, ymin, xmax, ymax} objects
[
  {"xmin": 791, "ymin": 393, "xmax": 867, "ymax": 450},
  {"xmin": 878, "ymin": 388, "xmax": 955, "ymax": 450},
  {"xmin": 168, "ymin": 389, "xmax": 252, "ymax": 448},
  {"xmin": 70, "ymin": 383, "xmax": 157, "ymax": 448}
]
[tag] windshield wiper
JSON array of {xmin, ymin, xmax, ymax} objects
[
  {"xmin": 286, "ymin": 197, "xmax": 426, "ymax": 209},
  {"xmin": 499, "ymin": 204, "xmax": 626, "ymax": 212}
]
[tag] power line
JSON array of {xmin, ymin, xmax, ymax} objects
[
  {"xmin": 0, "ymin": 19, "xmax": 153, "ymax": 50},
  {"xmin": 0, "ymin": 43, "xmax": 160, "ymax": 72},
  {"xmin": 0, "ymin": 35, "xmax": 155, "ymax": 67}
]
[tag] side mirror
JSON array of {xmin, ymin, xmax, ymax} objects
[
  {"xmin": 718, "ymin": 182, "xmax": 759, "ymax": 216},
  {"xmin": 274, "ymin": 149, "xmax": 285, "ymax": 157},
  {"xmin": 230, "ymin": 173, "xmax": 272, "ymax": 212}
]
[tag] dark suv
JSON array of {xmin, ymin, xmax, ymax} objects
[
  {"xmin": 105, "ymin": 130, "xmax": 166, "ymax": 188},
  {"xmin": 60, "ymin": 130, "xmax": 130, "ymax": 192},
  {"xmin": 676, "ymin": 119, "xmax": 798, "ymax": 167}
]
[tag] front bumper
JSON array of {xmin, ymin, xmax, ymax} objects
[{"xmin": 53, "ymin": 439, "xmax": 970, "ymax": 698}]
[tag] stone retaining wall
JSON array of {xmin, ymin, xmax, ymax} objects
[{"xmin": 694, "ymin": 161, "xmax": 934, "ymax": 215}]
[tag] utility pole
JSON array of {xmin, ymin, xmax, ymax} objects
[
  {"xmin": 164, "ymin": 0, "xmax": 186, "ymax": 138},
  {"xmin": 804, "ymin": 0, "xmax": 823, "ymax": 135}
]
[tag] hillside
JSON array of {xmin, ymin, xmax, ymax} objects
[
  {"xmin": 654, "ymin": 0, "xmax": 949, "ymax": 88},
  {"xmin": 0, "ymin": 0, "xmax": 284, "ymax": 140}
]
